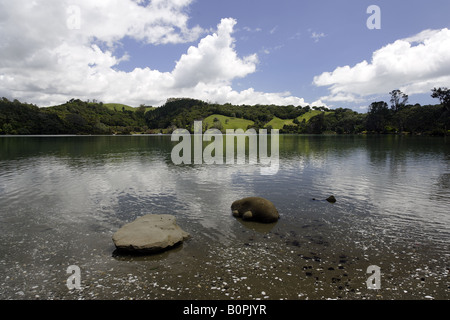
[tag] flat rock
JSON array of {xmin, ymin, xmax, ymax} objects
[{"xmin": 112, "ymin": 214, "xmax": 190, "ymax": 254}]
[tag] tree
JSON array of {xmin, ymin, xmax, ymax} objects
[
  {"xmin": 389, "ymin": 89, "xmax": 408, "ymax": 112},
  {"xmin": 366, "ymin": 101, "xmax": 390, "ymax": 132},
  {"xmin": 431, "ymin": 87, "xmax": 450, "ymax": 133},
  {"xmin": 134, "ymin": 106, "xmax": 147, "ymax": 126},
  {"xmin": 307, "ymin": 113, "xmax": 325, "ymax": 134},
  {"xmin": 212, "ymin": 119, "xmax": 223, "ymax": 131},
  {"xmin": 1, "ymin": 123, "xmax": 14, "ymax": 135},
  {"xmin": 431, "ymin": 87, "xmax": 450, "ymax": 111}
]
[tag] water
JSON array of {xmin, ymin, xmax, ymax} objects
[{"xmin": 0, "ymin": 135, "xmax": 448, "ymax": 300}]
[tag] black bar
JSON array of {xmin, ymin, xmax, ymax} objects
[{"xmin": 0, "ymin": 300, "xmax": 446, "ymax": 319}]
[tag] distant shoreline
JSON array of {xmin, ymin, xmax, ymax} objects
[
  {"xmin": 0, "ymin": 132, "xmax": 447, "ymax": 137},
  {"xmin": 1, "ymin": 97, "xmax": 449, "ymax": 136}
]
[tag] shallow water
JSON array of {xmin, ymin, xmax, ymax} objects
[{"xmin": 0, "ymin": 135, "xmax": 448, "ymax": 300}]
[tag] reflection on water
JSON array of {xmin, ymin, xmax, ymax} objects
[{"xmin": 0, "ymin": 135, "xmax": 448, "ymax": 300}]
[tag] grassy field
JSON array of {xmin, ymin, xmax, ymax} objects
[
  {"xmin": 203, "ymin": 114, "xmax": 254, "ymax": 130},
  {"xmin": 263, "ymin": 111, "xmax": 332, "ymax": 130},
  {"xmin": 295, "ymin": 110, "xmax": 326, "ymax": 123},
  {"xmin": 204, "ymin": 111, "xmax": 332, "ymax": 131},
  {"xmin": 264, "ymin": 117, "xmax": 295, "ymax": 129}
]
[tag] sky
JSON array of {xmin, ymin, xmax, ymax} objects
[{"xmin": 1, "ymin": 0, "xmax": 450, "ymax": 111}]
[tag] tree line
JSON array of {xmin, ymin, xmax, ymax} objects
[
  {"xmin": 0, "ymin": 98, "xmax": 148, "ymax": 135},
  {"xmin": 0, "ymin": 88, "xmax": 449, "ymax": 135},
  {"xmin": 364, "ymin": 88, "xmax": 449, "ymax": 135}
]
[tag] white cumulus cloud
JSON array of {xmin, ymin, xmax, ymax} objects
[
  {"xmin": 313, "ymin": 28, "xmax": 450, "ymax": 103},
  {"xmin": 172, "ymin": 18, "xmax": 258, "ymax": 89},
  {"xmin": 0, "ymin": 0, "xmax": 315, "ymax": 108}
]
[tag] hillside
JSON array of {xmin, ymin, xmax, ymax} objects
[
  {"xmin": 0, "ymin": 98, "xmax": 151, "ymax": 135},
  {"xmin": 204, "ymin": 114, "xmax": 254, "ymax": 130},
  {"xmin": 264, "ymin": 116, "xmax": 294, "ymax": 129},
  {"xmin": 143, "ymin": 98, "xmax": 330, "ymax": 132},
  {"xmin": 0, "ymin": 97, "xmax": 449, "ymax": 135},
  {"xmin": 104, "ymin": 103, "xmax": 154, "ymax": 113},
  {"xmin": 296, "ymin": 110, "xmax": 327, "ymax": 122}
]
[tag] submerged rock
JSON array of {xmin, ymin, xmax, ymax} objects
[
  {"xmin": 231, "ymin": 197, "xmax": 279, "ymax": 223},
  {"xmin": 112, "ymin": 214, "xmax": 190, "ymax": 254},
  {"xmin": 312, "ymin": 196, "xmax": 336, "ymax": 203}
]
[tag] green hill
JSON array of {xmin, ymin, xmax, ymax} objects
[
  {"xmin": 264, "ymin": 116, "xmax": 295, "ymax": 129},
  {"xmin": 104, "ymin": 103, "xmax": 135, "ymax": 112},
  {"xmin": 0, "ymin": 98, "xmax": 151, "ymax": 135},
  {"xmin": 296, "ymin": 110, "xmax": 326, "ymax": 122},
  {"xmin": 204, "ymin": 114, "xmax": 254, "ymax": 130},
  {"xmin": 1, "ymin": 96, "xmax": 447, "ymax": 136},
  {"xmin": 264, "ymin": 111, "xmax": 332, "ymax": 130}
]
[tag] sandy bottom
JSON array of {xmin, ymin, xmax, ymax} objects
[{"xmin": 2, "ymin": 214, "xmax": 447, "ymax": 301}]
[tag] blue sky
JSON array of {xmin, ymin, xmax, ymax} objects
[{"xmin": 1, "ymin": 0, "xmax": 450, "ymax": 111}]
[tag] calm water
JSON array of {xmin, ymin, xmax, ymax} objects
[{"xmin": 0, "ymin": 135, "xmax": 448, "ymax": 300}]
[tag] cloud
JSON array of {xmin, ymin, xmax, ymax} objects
[
  {"xmin": 313, "ymin": 28, "xmax": 450, "ymax": 103},
  {"xmin": 310, "ymin": 31, "xmax": 326, "ymax": 43},
  {"xmin": 0, "ymin": 0, "xmax": 314, "ymax": 108},
  {"xmin": 190, "ymin": 84, "xmax": 311, "ymax": 107},
  {"xmin": 0, "ymin": 0, "xmax": 203, "ymax": 53},
  {"xmin": 72, "ymin": 0, "xmax": 204, "ymax": 45},
  {"xmin": 172, "ymin": 18, "xmax": 258, "ymax": 89},
  {"xmin": 243, "ymin": 26, "xmax": 262, "ymax": 33},
  {"xmin": 269, "ymin": 26, "xmax": 278, "ymax": 35},
  {"xmin": 0, "ymin": 0, "xmax": 203, "ymax": 104}
]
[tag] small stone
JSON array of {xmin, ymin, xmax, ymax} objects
[
  {"xmin": 326, "ymin": 195, "xmax": 336, "ymax": 203},
  {"xmin": 243, "ymin": 211, "xmax": 253, "ymax": 220}
]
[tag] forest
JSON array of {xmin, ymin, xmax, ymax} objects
[{"xmin": 0, "ymin": 88, "xmax": 449, "ymax": 136}]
